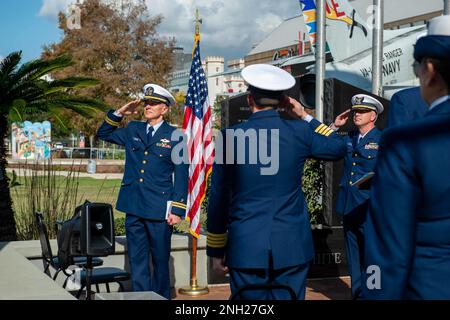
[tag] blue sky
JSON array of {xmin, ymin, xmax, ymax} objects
[{"xmin": 0, "ymin": 1, "xmax": 62, "ymax": 62}]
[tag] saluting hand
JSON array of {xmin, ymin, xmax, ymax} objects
[
  {"xmin": 116, "ymin": 99, "xmax": 142, "ymax": 116},
  {"xmin": 282, "ymin": 96, "xmax": 309, "ymax": 120},
  {"xmin": 167, "ymin": 213, "xmax": 181, "ymax": 226},
  {"xmin": 332, "ymin": 109, "xmax": 351, "ymax": 129}
]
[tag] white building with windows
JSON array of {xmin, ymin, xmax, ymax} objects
[{"xmin": 169, "ymin": 51, "xmax": 246, "ymax": 107}]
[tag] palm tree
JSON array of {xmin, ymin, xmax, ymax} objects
[{"xmin": 0, "ymin": 51, "xmax": 108, "ymax": 241}]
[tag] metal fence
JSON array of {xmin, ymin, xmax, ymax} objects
[{"xmin": 51, "ymin": 147, "xmax": 125, "ymax": 160}]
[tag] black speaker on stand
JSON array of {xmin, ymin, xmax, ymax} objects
[{"xmin": 75, "ymin": 201, "xmax": 115, "ymax": 300}]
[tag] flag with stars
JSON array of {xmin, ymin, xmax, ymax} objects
[{"xmin": 182, "ymin": 33, "xmax": 214, "ymax": 238}]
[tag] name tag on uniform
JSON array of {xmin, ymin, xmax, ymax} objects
[
  {"xmin": 157, "ymin": 138, "xmax": 171, "ymax": 149},
  {"xmin": 365, "ymin": 142, "xmax": 379, "ymax": 150}
]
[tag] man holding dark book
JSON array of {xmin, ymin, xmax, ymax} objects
[{"xmin": 329, "ymin": 94, "xmax": 384, "ymax": 299}]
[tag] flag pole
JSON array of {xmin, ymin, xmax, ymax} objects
[
  {"xmin": 178, "ymin": 234, "xmax": 209, "ymax": 295},
  {"xmin": 178, "ymin": 8, "xmax": 209, "ymax": 297}
]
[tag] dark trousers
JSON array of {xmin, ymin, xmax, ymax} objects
[
  {"xmin": 229, "ymin": 262, "xmax": 310, "ymax": 300},
  {"xmin": 125, "ymin": 213, "xmax": 172, "ymax": 299},
  {"xmin": 343, "ymin": 202, "xmax": 368, "ymax": 299}
]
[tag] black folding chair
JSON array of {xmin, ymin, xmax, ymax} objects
[
  {"xmin": 36, "ymin": 212, "xmax": 130, "ymax": 298},
  {"xmin": 36, "ymin": 212, "xmax": 103, "ymax": 283},
  {"xmin": 229, "ymin": 283, "xmax": 297, "ymax": 300}
]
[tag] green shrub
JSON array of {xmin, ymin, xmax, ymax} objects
[
  {"xmin": 114, "ymin": 216, "xmax": 126, "ymax": 236},
  {"xmin": 11, "ymin": 161, "xmax": 81, "ymax": 240},
  {"xmin": 302, "ymin": 159, "xmax": 324, "ymax": 225}
]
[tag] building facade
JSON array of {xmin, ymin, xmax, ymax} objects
[{"xmin": 169, "ymin": 50, "xmax": 246, "ymax": 108}]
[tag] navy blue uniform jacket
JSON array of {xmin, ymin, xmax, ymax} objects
[
  {"xmin": 362, "ymin": 100, "xmax": 450, "ymax": 299},
  {"xmin": 206, "ymin": 110, "xmax": 347, "ymax": 270},
  {"xmin": 387, "ymin": 87, "xmax": 428, "ymax": 128},
  {"xmin": 97, "ymin": 110, "xmax": 188, "ymax": 220},
  {"xmin": 335, "ymin": 128, "xmax": 381, "ymax": 215}
]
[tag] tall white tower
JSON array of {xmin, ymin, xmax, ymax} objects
[{"xmin": 203, "ymin": 56, "xmax": 224, "ymax": 107}]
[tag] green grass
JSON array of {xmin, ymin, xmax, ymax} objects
[{"xmin": 9, "ymin": 173, "xmax": 125, "ymax": 217}]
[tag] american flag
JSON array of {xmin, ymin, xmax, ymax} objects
[{"xmin": 182, "ymin": 35, "xmax": 214, "ymax": 238}]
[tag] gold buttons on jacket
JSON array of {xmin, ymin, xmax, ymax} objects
[
  {"xmin": 139, "ymin": 178, "xmax": 144, "ymax": 183},
  {"xmin": 140, "ymin": 170, "xmax": 145, "ymax": 174},
  {"xmin": 353, "ymin": 163, "xmax": 357, "ymax": 166},
  {"xmin": 144, "ymin": 151, "xmax": 149, "ymax": 155},
  {"xmin": 142, "ymin": 160, "xmax": 147, "ymax": 164},
  {"xmin": 351, "ymin": 172, "xmax": 355, "ymax": 176}
]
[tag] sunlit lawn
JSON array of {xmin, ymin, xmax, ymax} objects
[{"xmin": 8, "ymin": 173, "xmax": 125, "ymax": 217}]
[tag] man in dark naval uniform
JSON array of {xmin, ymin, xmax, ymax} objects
[
  {"xmin": 206, "ymin": 64, "xmax": 347, "ymax": 300},
  {"xmin": 97, "ymin": 84, "xmax": 188, "ymax": 299},
  {"xmin": 330, "ymin": 94, "xmax": 384, "ymax": 299},
  {"xmin": 362, "ymin": 15, "xmax": 450, "ymax": 299},
  {"xmin": 387, "ymin": 87, "xmax": 428, "ymax": 128}
]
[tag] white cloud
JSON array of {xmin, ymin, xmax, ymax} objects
[
  {"xmin": 146, "ymin": 0, "xmax": 300, "ymax": 60},
  {"xmin": 38, "ymin": 0, "xmax": 73, "ymax": 21},
  {"xmin": 39, "ymin": 0, "xmax": 301, "ymax": 61}
]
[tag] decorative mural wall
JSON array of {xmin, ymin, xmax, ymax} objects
[{"xmin": 11, "ymin": 121, "xmax": 51, "ymax": 160}]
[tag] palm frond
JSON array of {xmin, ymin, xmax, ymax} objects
[
  {"xmin": 0, "ymin": 51, "xmax": 22, "ymax": 84},
  {"xmin": 12, "ymin": 54, "xmax": 73, "ymax": 84},
  {"xmin": 8, "ymin": 99, "xmax": 26, "ymax": 122},
  {"xmin": 27, "ymin": 96, "xmax": 108, "ymax": 117},
  {"xmin": 50, "ymin": 110, "xmax": 69, "ymax": 133},
  {"xmin": 42, "ymin": 77, "xmax": 101, "ymax": 95},
  {"xmin": 2, "ymin": 51, "xmax": 108, "ymax": 130}
]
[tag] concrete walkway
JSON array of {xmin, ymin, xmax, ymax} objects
[{"xmin": 6, "ymin": 168, "xmax": 123, "ymax": 180}]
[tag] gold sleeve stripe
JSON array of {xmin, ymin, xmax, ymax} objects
[
  {"xmin": 207, "ymin": 232, "xmax": 227, "ymax": 240},
  {"xmin": 318, "ymin": 126, "xmax": 329, "ymax": 135},
  {"xmin": 105, "ymin": 116, "xmax": 120, "ymax": 127},
  {"xmin": 207, "ymin": 233, "xmax": 227, "ymax": 248},
  {"xmin": 207, "ymin": 231, "xmax": 227, "ymax": 237},
  {"xmin": 207, "ymin": 242, "xmax": 226, "ymax": 249},
  {"xmin": 315, "ymin": 124, "xmax": 326, "ymax": 133},
  {"xmin": 207, "ymin": 236, "xmax": 227, "ymax": 242},
  {"xmin": 207, "ymin": 238, "xmax": 227, "ymax": 245},
  {"xmin": 106, "ymin": 115, "xmax": 121, "ymax": 125},
  {"xmin": 208, "ymin": 235, "xmax": 227, "ymax": 241},
  {"xmin": 324, "ymin": 130, "xmax": 333, "ymax": 137},
  {"xmin": 172, "ymin": 202, "xmax": 187, "ymax": 209}
]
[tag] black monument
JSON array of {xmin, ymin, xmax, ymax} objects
[{"xmin": 220, "ymin": 76, "xmax": 390, "ymax": 278}]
